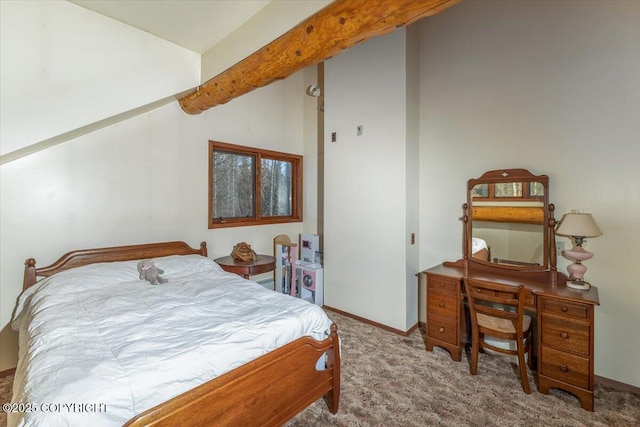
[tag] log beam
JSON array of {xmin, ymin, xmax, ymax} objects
[{"xmin": 178, "ymin": 0, "xmax": 461, "ymax": 114}]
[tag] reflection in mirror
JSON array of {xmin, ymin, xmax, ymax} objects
[
  {"xmin": 472, "ymin": 222, "xmax": 544, "ymax": 266},
  {"xmin": 471, "ymin": 184, "xmax": 488, "ymax": 198},
  {"xmin": 495, "ymin": 182, "xmax": 522, "ymax": 197},
  {"xmin": 467, "ymin": 172, "xmax": 549, "ymax": 270},
  {"xmin": 530, "ymin": 182, "xmax": 544, "ymax": 197},
  {"xmin": 471, "ymin": 182, "xmax": 544, "ymax": 201}
]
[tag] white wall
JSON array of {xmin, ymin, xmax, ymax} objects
[
  {"xmin": 418, "ymin": 0, "xmax": 640, "ymax": 386},
  {"xmin": 324, "ymin": 29, "xmax": 415, "ymax": 332},
  {"xmin": 302, "ymin": 65, "xmax": 322, "ymax": 236},
  {"xmin": 0, "ymin": 71, "xmax": 311, "ymax": 370},
  {"xmin": 0, "ymin": 0, "xmax": 200, "ymax": 158}
]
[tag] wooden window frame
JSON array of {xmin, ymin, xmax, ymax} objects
[{"xmin": 209, "ymin": 140, "xmax": 303, "ymax": 229}]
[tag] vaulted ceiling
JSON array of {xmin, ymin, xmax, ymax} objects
[
  {"xmin": 70, "ymin": 0, "xmax": 461, "ymax": 114},
  {"xmin": 68, "ymin": 0, "xmax": 275, "ymax": 54}
]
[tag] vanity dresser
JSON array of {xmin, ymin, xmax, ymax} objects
[{"xmin": 422, "ymin": 169, "xmax": 600, "ymax": 411}]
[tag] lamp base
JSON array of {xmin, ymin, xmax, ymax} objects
[{"xmin": 566, "ymin": 279, "xmax": 591, "ymax": 291}]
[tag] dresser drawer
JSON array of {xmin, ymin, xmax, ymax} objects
[
  {"xmin": 540, "ymin": 315, "xmax": 590, "ymax": 356},
  {"xmin": 540, "ymin": 297, "xmax": 589, "ymax": 320},
  {"xmin": 427, "ymin": 316, "xmax": 458, "ymax": 346},
  {"xmin": 427, "ymin": 292, "xmax": 457, "ymax": 318},
  {"xmin": 427, "ymin": 275, "xmax": 459, "ymax": 295},
  {"xmin": 540, "ymin": 346, "xmax": 590, "ymax": 389}
]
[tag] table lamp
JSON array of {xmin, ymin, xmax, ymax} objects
[{"xmin": 556, "ymin": 211, "xmax": 603, "ymax": 290}]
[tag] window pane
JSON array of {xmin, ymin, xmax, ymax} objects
[
  {"xmin": 494, "ymin": 182, "xmax": 522, "ymax": 197},
  {"xmin": 261, "ymin": 158, "xmax": 292, "ymax": 217},
  {"xmin": 212, "ymin": 150, "xmax": 255, "ymax": 219}
]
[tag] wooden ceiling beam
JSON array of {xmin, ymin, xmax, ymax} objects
[{"xmin": 178, "ymin": 0, "xmax": 461, "ymax": 114}]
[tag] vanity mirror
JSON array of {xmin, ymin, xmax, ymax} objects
[{"xmin": 463, "ymin": 169, "xmax": 552, "ymax": 270}]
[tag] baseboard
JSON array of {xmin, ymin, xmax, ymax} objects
[
  {"xmin": 323, "ymin": 305, "xmax": 419, "ymax": 337},
  {"xmin": 596, "ymin": 375, "xmax": 640, "ymax": 394},
  {"xmin": 406, "ymin": 322, "xmax": 420, "ymax": 335},
  {"xmin": 0, "ymin": 367, "xmax": 16, "ymax": 378}
]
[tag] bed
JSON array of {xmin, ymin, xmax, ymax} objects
[{"xmin": 10, "ymin": 241, "xmax": 340, "ymax": 427}]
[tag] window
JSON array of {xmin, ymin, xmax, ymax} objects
[{"xmin": 209, "ymin": 141, "xmax": 302, "ymax": 228}]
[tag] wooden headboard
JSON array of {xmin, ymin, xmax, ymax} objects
[{"xmin": 23, "ymin": 241, "xmax": 207, "ymax": 290}]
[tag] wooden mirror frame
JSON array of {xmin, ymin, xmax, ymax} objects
[{"xmin": 462, "ymin": 169, "xmax": 557, "ymax": 272}]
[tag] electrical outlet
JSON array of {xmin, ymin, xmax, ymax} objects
[
  {"xmin": 331, "ymin": 132, "xmax": 336, "ymax": 142},
  {"xmin": 556, "ymin": 241, "xmax": 565, "ymax": 252},
  {"xmin": 411, "ymin": 233, "xmax": 415, "ymax": 245}
]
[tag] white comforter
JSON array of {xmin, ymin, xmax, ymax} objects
[{"xmin": 9, "ymin": 255, "xmax": 333, "ymax": 427}]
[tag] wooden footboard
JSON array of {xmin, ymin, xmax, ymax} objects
[{"xmin": 125, "ymin": 323, "xmax": 340, "ymax": 427}]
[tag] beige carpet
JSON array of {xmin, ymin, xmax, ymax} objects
[
  {"xmin": 287, "ymin": 311, "xmax": 639, "ymax": 427},
  {"xmin": 2, "ymin": 311, "xmax": 638, "ymax": 426},
  {"xmin": 0, "ymin": 375, "xmax": 10, "ymax": 427}
]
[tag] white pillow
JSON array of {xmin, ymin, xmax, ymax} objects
[{"xmin": 151, "ymin": 254, "xmax": 224, "ymax": 278}]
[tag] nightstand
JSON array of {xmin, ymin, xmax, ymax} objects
[{"xmin": 214, "ymin": 255, "xmax": 276, "ymax": 279}]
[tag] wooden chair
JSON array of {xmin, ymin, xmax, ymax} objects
[{"xmin": 466, "ymin": 279, "xmax": 534, "ymax": 394}]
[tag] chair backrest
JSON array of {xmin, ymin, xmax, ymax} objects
[{"xmin": 466, "ymin": 279, "xmax": 527, "ymax": 335}]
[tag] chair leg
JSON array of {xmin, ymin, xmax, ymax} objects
[
  {"xmin": 517, "ymin": 338, "xmax": 531, "ymax": 394},
  {"xmin": 527, "ymin": 337, "xmax": 535, "ymax": 370},
  {"xmin": 470, "ymin": 331, "xmax": 479, "ymax": 375}
]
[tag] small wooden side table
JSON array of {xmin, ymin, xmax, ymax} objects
[{"xmin": 214, "ymin": 255, "xmax": 276, "ymax": 279}]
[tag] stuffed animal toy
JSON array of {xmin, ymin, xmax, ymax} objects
[{"xmin": 137, "ymin": 259, "xmax": 168, "ymax": 285}]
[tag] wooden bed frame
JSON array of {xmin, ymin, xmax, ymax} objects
[{"xmin": 22, "ymin": 241, "xmax": 340, "ymax": 426}]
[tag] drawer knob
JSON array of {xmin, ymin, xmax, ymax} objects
[
  {"xmin": 561, "ymin": 332, "xmax": 569, "ymax": 339},
  {"xmin": 561, "ymin": 306, "xmax": 568, "ymax": 313},
  {"xmin": 439, "ymin": 301, "xmax": 445, "ymax": 308},
  {"xmin": 438, "ymin": 327, "xmax": 445, "ymax": 333},
  {"xmin": 439, "ymin": 282, "xmax": 445, "ymax": 287},
  {"xmin": 560, "ymin": 364, "xmax": 569, "ymax": 372}
]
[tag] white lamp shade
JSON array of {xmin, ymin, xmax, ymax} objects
[{"xmin": 556, "ymin": 213, "xmax": 603, "ymax": 238}]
